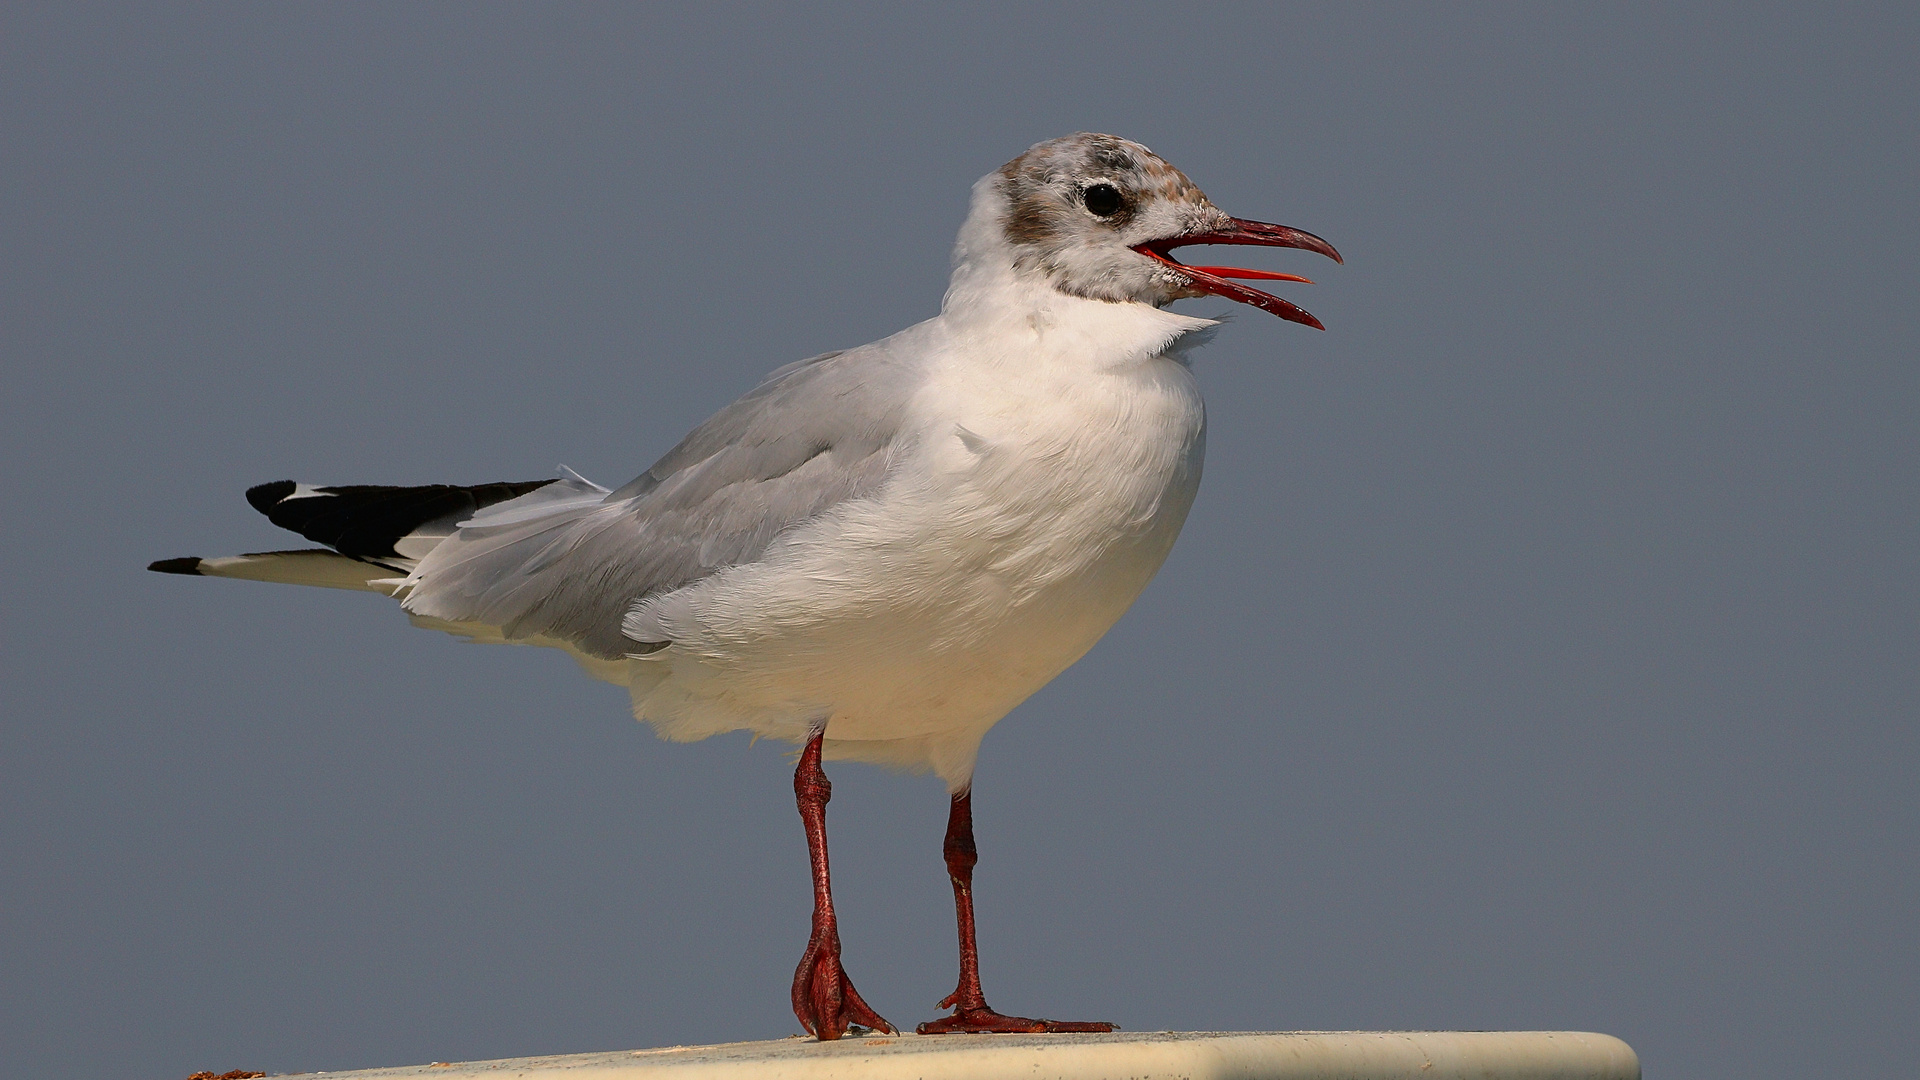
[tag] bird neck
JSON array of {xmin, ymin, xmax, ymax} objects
[{"xmin": 940, "ymin": 257, "xmax": 1216, "ymax": 371}]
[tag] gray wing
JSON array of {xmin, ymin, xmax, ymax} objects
[{"xmin": 400, "ymin": 342, "xmax": 925, "ymax": 658}]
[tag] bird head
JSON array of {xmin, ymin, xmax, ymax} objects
[{"xmin": 953, "ymin": 133, "xmax": 1341, "ymax": 329}]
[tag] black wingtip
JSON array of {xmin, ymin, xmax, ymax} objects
[
  {"xmin": 246, "ymin": 480, "xmax": 297, "ymax": 514},
  {"xmin": 148, "ymin": 557, "xmax": 205, "ymax": 575}
]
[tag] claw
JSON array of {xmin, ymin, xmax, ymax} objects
[
  {"xmin": 917, "ymin": 1005, "xmax": 1115, "ymax": 1035},
  {"xmin": 792, "ymin": 919, "xmax": 894, "ymax": 1040}
]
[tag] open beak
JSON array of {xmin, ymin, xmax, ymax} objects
[{"xmin": 1133, "ymin": 218, "xmax": 1343, "ymax": 330}]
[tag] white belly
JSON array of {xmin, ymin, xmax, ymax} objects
[{"xmin": 625, "ymin": 327, "xmax": 1209, "ymax": 786}]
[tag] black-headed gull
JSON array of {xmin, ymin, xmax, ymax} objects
[{"xmin": 152, "ymin": 133, "xmax": 1341, "ymax": 1040}]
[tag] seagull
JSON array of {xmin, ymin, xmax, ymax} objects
[{"xmin": 151, "ymin": 133, "xmax": 1341, "ymax": 1040}]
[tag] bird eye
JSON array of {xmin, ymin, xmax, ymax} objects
[{"xmin": 1082, "ymin": 183, "xmax": 1124, "ymax": 217}]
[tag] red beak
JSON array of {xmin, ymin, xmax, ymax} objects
[{"xmin": 1133, "ymin": 218, "xmax": 1343, "ymax": 330}]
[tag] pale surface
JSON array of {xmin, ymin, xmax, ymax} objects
[{"xmin": 302, "ymin": 1031, "xmax": 1639, "ymax": 1080}]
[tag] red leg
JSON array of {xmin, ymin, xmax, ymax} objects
[
  {"xmin": 790, "ymin": 729, "xmax": 895, "ymax": 1040},
  {"xmin": 917, "ymin": 789, "xmax": 1115, "ymax": 1035}
]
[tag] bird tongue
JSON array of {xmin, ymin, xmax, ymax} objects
[{"xmin": 1133, "ymin": 217, "xmax": 1342, "ymax": 330}]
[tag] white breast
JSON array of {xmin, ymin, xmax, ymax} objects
[{"xmin": 626, "ymin": 297, "xmax": 1213, "ymax": 786}]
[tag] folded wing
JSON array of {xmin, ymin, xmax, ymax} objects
[{"xmin": 399, "ymin": 345, "xmax": 922, "ymax": 659}]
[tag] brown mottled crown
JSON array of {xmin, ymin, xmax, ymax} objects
[{"xmin": 999, "ymin": 134, "xmax": 1211, "ymax": 223}]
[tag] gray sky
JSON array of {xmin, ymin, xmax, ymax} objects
[{"xmin": 3, "ymin": 5, "xmax": 1914, "ymax": 1079}]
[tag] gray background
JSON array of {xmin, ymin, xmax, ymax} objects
[{"xmin": 3, "ymin": 5, "xmax": 1913, "ymax": 1079}]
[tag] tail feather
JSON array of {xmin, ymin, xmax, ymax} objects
[
  {"xmin": 245, "ymin": 479, "xmax": 558, "ymax": 561},
  {"xmin": 146, "ymin": 549, "xmax": 405, "ymax": 593},
  {"xmin": 151, "ymin": 476, "xmax": 568, "ymax": 591},
  {"xmin": 152, "ymin": 471, "xmax": 623, "ymax": 676}
]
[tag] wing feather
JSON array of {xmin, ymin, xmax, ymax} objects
[{"xmin": 400, "ymin": 342, "xmax": 925, "ymax": 658}]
